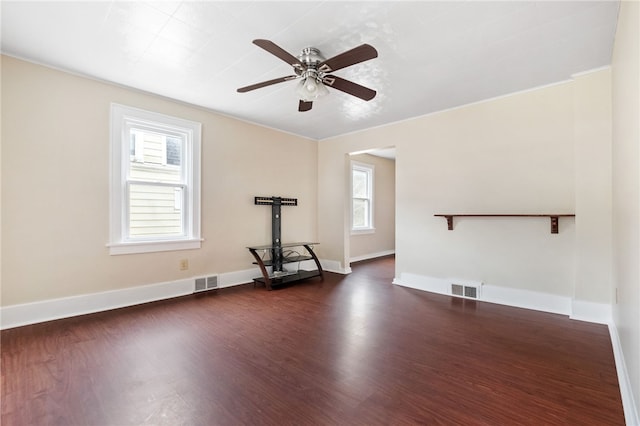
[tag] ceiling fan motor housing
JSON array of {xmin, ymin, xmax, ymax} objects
[{"xmin": 298, "ymin": 47, "xmax": 325, "ymax": 68}]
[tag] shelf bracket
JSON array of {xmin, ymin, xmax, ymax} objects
[{"xmin": 445, "ymin": 215, "xmax": 454, "ymax": 230}]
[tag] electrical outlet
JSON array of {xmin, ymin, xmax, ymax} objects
[{"xmin": 179, "ymin": 259, "xmax": 189, "ymax": 271}]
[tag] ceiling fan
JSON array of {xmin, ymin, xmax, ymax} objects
[{"xmin": 237, "ymin": 39, "xmax": 378, "ymax": 112}]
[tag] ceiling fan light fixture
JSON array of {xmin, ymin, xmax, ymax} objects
[{"xmin": 296, "ymin": 71, "xmax": 328, "ymax": 101}]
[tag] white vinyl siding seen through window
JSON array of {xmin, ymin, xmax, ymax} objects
[
  {"xmin": 109, "ymin": 104, "xmax": 201, "ymax": 255},
  {"xmin": 351, "ymin": 161, "xmax": 374, "ymax": 233}
]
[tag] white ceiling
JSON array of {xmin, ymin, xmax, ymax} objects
[{"xmin": 1, "ymin": 1, "xmax": 620, "ymax": 140}]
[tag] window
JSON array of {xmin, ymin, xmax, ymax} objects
[
  {"xmin": 109, "ymin": 104, "xmax": 201, "ymax": 255},
  {"xmin": 351, "ymin": 161, "xmax": 374, "ymax": 233}
]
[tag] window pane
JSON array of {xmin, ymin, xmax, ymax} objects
[
  {"xmin": 128, "ymin": 129, "xmax": 182, "ymax": 183},
  {"xmin": 353, "ymin": 169, "xmax": 368, "ymax": 198},
  {"xmin": 166, "ymin": 136, "xmax": 182, "ymax": 166},
  {"xmin": 353, "ymin": 199, "xmax": 369, "ymax": 228},
  {"xmin": 129, "ymin": 183, "xmax": 184, "ymax": 238}
]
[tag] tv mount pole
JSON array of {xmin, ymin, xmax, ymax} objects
[{"xmin": 254, "ymin": 196, "xmax": 298, "ymax": 273}]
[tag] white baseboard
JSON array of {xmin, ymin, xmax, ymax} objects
[
  {"xmin": 481, "ymin": 284, "xmax": 572, "ymax": 316},
  {"xmin": 320, "ymin": 259, "xmax": 351, "ymax": 274},
  {"xmin": 570, "ymin": 300, "xmax": 612, "ymax": 324},
  {"xmin": 394, "ymin": 274, "xmax": 613, "ymax": 323},
  {"xmin": 393, "ymin": 272, "xmax": 573, "ymax": 316},
  {"xmin": 608, "ymin": 322, "xmax": 640, "ymax": 426},
  {"xmin": 393, "ymin": 273, "xmax": 451, "ymax": 295},
  {"xmin": 1, "ymin": 278, "xmax": 195, "ymax": 330},
  {"xmin": 350, "ymin": 250, "xmax": 395, "ymax": 263},
  {"xmin": 217, "ymin": 268, "xmax": 260, "ymax": 289},
  {"xmin": 0, "ymin": 268, "xmax": 262, "ymax": 330}
]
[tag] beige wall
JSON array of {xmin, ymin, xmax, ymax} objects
[
  {"xmin": 612, "ymin": 0, "xmax": 640, "ymax": 419},
  {"xmin": 1, "ymin": 55, "xmax": 317, "ymax": 306},
  {"xmin": 320, "ymin": 72, "xmax": 614, "ymax": 301},
  {"xmin": 573, "ymin": 69, "xmax": 613, "ymax": 303},
  {"xmin": 398, "ymin": 83, "xmax": 577, "ymax": 296},
  {"xmin": 349, "ymin": 153, "xmax": 395, "ymax": 260}
]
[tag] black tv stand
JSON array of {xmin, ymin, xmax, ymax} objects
[
  {"xmin": 247, "ymin": 242, "xmax": 323, "ymax": 290},
  {"xmin": 248, "ymin": 196, "xmax": 323, "ymax": 290}
]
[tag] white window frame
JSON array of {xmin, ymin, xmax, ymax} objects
[
  {"xmin": 351, "ymin": 161, "xmax": 375, "ymax": 234},
  {"xmin": 109, "ymin": 103, "xmax": 202, "ymax": 255}
]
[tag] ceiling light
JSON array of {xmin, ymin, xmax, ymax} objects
[{"xmin": 296, "ymin": 71, "xmax": 328, "ymax": 102}]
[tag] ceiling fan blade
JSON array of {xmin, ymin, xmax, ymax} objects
[
  {"xmin": 323, "ymin": 75, "xmax": 376, "ymax": 101},
  {"xmin": 318, "ymin": 44, "xmax": 378, "ymax": 73},
  {"xmin": 237, "ymin": 75, "xmax": 298, "ymax": 93},
  {"xmin": 298, "ymin": 100, "xmax": 313, "ymax": 112},
  {"xmin": 253, "ymin": 39, "xmax": 304, "ymax": 69}
]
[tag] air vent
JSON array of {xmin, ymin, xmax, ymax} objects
[
  {"xmin": 207, "ymin": 276, "xmax": 218, "ymax": 289},
  {"xmin": 451, "ymin": 284, "xmax": 464, "ymax": 297},
  {"xmin": 464, "ymin": 286, "xmax": 477, "ymax": 298},
  {"xmin": 194, "ymin": 275, "xmax": 218, "ymax": 293},
  {"xmin": 195, "ymin": 278, "xmax": 206, "ymax": 292},
  {"xmin": 450, "ymin": 281, "xmax": 482, "ymax": 299}
]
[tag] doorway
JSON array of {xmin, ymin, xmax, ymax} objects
[{"xmin": 346, "ymin": 147, "xmax": 396, "ymax": 268}]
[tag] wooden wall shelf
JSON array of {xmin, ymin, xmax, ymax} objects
[{"xmin": 434, "ymin": 214, "xmax": 575, "ymax": 234}]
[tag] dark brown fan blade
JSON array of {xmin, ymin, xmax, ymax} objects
[
  {"xmin": 318, "ymin": 44, "xmax": 378, "ymax": 73},
  {"xmin": 322, "ymin": 75, "xmax": 376, "ymax": 101},
  {"xmin": 253, "ymin": 39, "xmax": 304, "ymax": 69},
  {"xmin": 237, "ymin": 75, "xmax": 298, "ymax": 93},
  {"xmin": 298, "ymin": 100, "xmax": 313, "ymax": 112}
]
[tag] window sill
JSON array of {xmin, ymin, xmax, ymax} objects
[
  {"xmin": 108, "ymin": 238, "xmax": 203, "ymax": 255},
  {"xmin": 351, "ymin": 228, "xmax": 376, "ymax": 236}
]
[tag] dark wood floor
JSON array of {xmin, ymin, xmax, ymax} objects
[{"xmin": 2, "ymin": 256, "xmax": 624, "ymax": 425}]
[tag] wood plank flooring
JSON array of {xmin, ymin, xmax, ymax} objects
[{"xmin": 1, "ymin": 256, "xmax": 624, "ymax": 425}]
